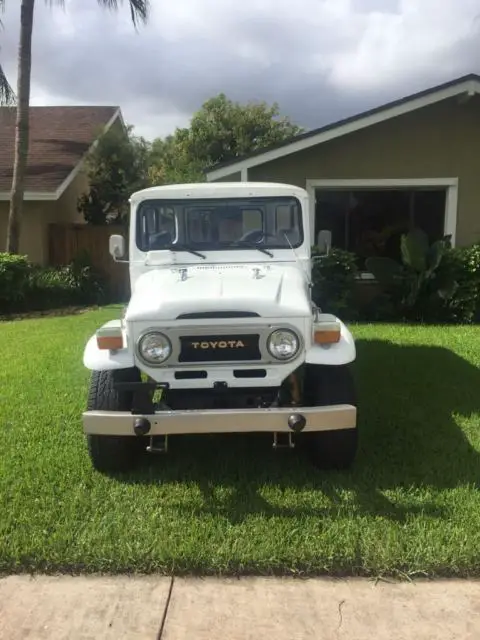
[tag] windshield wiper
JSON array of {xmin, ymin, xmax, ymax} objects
[
  {"xmin": 229, "ymin": 240, "xmax": 273, "ymax": 257},
  {"xmin": 169, "ymin": 244, "xmax": 206, "ymax": 259}
]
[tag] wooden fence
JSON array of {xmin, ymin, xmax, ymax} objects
[{"xmin": 48, "ymin": 223, "xmax": 130, "ymax": 301}]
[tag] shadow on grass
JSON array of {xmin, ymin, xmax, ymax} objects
[{"xmin": 120, "ymin": 339, "xmax": 480, "ymax": 523}]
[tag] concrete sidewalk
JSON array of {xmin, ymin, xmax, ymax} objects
[{"xmin": 1, "ymin": 575, "xmax": 480, "ymax": 639}]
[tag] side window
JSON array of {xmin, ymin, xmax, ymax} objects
[
  {"xmin": 274, "ymin": 202, "xmax": 302, "ymax": 247},
  {"xmin": 242, "ymin": 209, "xmax": 263, "ymax": 233},
  {"xmin": 187, "ymin": 210, "xmax": 216, "ymax": 242},
  {"xmin": 275, "ymin": 204, "xmax": 293, "ymax": 231},
  {"xmin": 140, "ymin": 206, "xmax": 176, "ymax": 251}
]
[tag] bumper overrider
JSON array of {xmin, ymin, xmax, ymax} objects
[{"xmin": 82, "ymin": 404, "xmax": 356, "ymax": 436}]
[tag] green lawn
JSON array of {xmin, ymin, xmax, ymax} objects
[{"xmin": 1, "ymin": 306, "xmax": 479, "ymax": 577}]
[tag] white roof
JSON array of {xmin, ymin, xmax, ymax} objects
[{"xmin": 130, "ymin": 182, "xmax": 308, "ymax": 203}]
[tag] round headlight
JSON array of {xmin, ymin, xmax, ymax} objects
[
  {"xmin": 138, "ymin": 331, "xmax": 172, "ymax": 365},
  {"xmin": 267, "ymin": 329, "xmax": 300, "ymax": 361}
]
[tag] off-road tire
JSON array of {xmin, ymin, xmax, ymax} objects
[
  {"xmin": 86, "ymin": 368, "xmax": 142, "ymax": 474},
  {"xmin": 302, "ymin": 364, "xmax": 358, "ymax": 470}
]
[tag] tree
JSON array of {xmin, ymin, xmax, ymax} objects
[
  {"xmin": 0, "ymin": 60, "xmax": 14, "ymax": 105},
  {"xmin": 4, "ymin": 0, "xmax": 150, "ymax": 254},
  {"xmin": 149, "ymin": 93, "xmax": 304, "ymax": 185},
  {"xmin": 0, "ymin": 11, "xmax": 15, "ymax": 104},
  {"xmin": 78, "ymin": 124, "xmax": 151, "ymax": 226}
]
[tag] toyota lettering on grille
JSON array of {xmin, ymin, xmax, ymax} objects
[
  {"xmin": 191, "ymin": 340, "xmax": 246, "ymax": 350},
  {"xmin": 179, "ymin": 334, "xmax": 261, "ymax": 362}
]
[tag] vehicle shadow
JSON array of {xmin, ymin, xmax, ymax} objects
[{"xmin": 119, "ymin": 338, "xmax": 480, "ymax": 524}]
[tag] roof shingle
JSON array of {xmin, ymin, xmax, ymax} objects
[{"xmin": 0, "ymin": 105, "xmax": 120, "ymax": 193}]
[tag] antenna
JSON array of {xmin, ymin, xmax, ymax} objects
[{"xmin": 283, "ymin": 232, "xmax": 312, "ymax": 288}]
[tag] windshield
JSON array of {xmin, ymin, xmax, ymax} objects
[{"xmin": 136, "ymin": 197, "xmax": 303, "ymax": 253}]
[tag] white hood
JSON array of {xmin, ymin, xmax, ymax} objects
[{"xmin": 125, "ymin": 263, "xmax": 311, "ymax": 321}]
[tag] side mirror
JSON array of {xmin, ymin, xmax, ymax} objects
[
  {"xmin": 317, "ymin": 229, "xmax": 332, "ymax": 255},
  {"xmin": 109, "ymin": 234, "xmax": 125, "ymax": 260}
]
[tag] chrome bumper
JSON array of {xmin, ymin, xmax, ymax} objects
[{"xmin": 82, "ymin": 405, "xmax": 356, "ymax": 436}]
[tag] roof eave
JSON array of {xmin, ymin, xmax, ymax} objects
[
  {"xmin": 206, "ymin": 74, "xmax": 480, "ymax": 181},
  {"xmin": 0, "ymin": 106, "xmax": 123, "ymax": 201}
]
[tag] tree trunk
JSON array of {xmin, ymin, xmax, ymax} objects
[{"xmin": 6, "ymin": 0, "xmax": 35, "ymax": 254}]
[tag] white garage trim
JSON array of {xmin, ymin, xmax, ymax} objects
[{"xmin": 306, "ymin": 177, "xmax": 459, "ymax": 247}]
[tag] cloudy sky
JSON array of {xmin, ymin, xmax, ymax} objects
[{"xmin": 1, "ymin": 0, "xmax": 479, "ymax": 140}]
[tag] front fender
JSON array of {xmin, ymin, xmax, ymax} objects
[
  {"xmin": 83, "ymin": 321, "xmax": 135, "ymax": 371},
  {"xmin": 305, "ymin": 318, "xmax": 356, "ymax": 366}
]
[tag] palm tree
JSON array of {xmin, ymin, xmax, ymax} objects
[
  {"xmin": 0, "ymin": 60, "xmax": 15, "ymax": 105},
  {"xmin": 0, "ymin": 9, "xmax": 16, "ymax": 105},
  {"xmin": 4, "ymin": 0, "xmax": 150, "ymax": 254}
]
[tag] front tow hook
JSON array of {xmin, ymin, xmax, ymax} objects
[
  {"xmin": 288, "ymin": 413, "xmax": 307, "ymax": 433},
  {"xmin": 133, "ymin": 417, "xmax": 151, "ymax": 436}
]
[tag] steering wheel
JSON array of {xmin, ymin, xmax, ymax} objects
[{"xmin": 239, "ymin": 229, "xmax": 274, "ymax": 243}]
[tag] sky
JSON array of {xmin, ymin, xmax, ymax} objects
[{"xmin": 0, "ymin": 0, "xmax": 479, "ymax": 141}]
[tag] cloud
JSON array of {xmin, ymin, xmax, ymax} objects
[{"xmin": 0, "ymin": 0, "xmax": 479, "ymax": 140}]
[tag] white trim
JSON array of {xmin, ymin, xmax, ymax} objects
[
  {"xmin": 0, "ymin": 191, "xmax": 57, "ymax": 201},
  {"xmin": 55, "ymin": 108, "xmax": 123, "ymax": 199},
  {"xmin": 306, "ymin": 178, "xmax": 459, "ymax": 189},
  {"xmin": 445, "ymin": 183, "xmax": 458, "ymax": 246},
  {"xmin": 241, "ymin": 167, "xmax": 248, "ymax": 181},
  {"xmin": 0, "ymin": 108, "xmax": 123, "ymax": 202},
  {"xmin": 307, "ymin": 177, "xmax": 459, "ymax": 247},
  {"xmin": 206, "ymin": 77, "xmax": 480, "ymax": 181}
]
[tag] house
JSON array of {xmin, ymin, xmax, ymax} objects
[
  {"xmin": 206, "ymin": 73, "xmax": 480, "ymax": 265},
  {"xmin": 0, "ymin": 105, "xmax": 125, "ymax": 264}
]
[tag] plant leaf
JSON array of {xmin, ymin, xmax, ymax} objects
[
  {"xmin": 426, "ymin": 240, "xmax": 446, "ymax": 275},
  {"xmin": 401, "ymin": 229, "xmax": 428, "ymax": 273}
]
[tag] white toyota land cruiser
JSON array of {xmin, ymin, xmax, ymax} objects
[{"xmin": 82, "ymin": 182, "xmax": 357, "ymax": 473}]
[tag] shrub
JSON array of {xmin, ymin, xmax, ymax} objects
[
  {"xmin": 365, "ymin": 231, "xmax": 480, "ymax": 324},
  {"xmin": 430, "ymin": 242, "xmax": 480, "ymax": 323},
  {"xmin": 0, "ymin": 253, "xmax": 32, "ymax": 311},
  {"xmin": 0, "ymin": 252, "xmax": 108, "ymax": 314},
  {"xmin": 311, "ymin": 247, "xmax": 360, "ymax": 319}
]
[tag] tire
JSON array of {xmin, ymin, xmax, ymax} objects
[
  {"xmin": 302, "ymin": 364, "xmax": 358, "ymax": 470},
  {"xmin": 86, "ymin": 368, "xmax": 142, "ymax": 474}
]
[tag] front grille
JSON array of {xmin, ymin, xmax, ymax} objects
[{"xmin": 179, "ymin": 333, "xmax": 261, "ymax": 363}]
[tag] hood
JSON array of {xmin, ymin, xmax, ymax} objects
[{"xmin": 125, "ymin": 263, "xmax": 311, "ymax": 321}]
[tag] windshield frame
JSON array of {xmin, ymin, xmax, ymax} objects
[{"xmin": 135, "ymin": 196, "xmax": 304, "ymax": 253}]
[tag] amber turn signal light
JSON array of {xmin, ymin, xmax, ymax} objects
[
  {"xmin": 314, "ymin": 329, "xmax": 341, "ymax": 344},
  {"xmin": 96, "ymin": 335, "xmax": 123, "ymax": 350}
]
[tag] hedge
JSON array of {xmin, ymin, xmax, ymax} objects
[{"xmin": 0, "ymin": 252, "xmax": 108, "ymax": 314}]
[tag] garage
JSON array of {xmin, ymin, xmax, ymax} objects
[{"xmin": 206, "ymin": 73, "xmax": 480, "ymax": 267}]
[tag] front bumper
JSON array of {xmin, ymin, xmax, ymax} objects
[{"xmin": 82, "ymin": 404, "xmax": 356, "ymax": 436}]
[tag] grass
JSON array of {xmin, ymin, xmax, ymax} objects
[{"xmin": 1, "ymin": 305, "xmax": 480, "ymax": 578}]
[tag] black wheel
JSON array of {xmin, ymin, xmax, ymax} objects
[
  {"xmin": 86, "ymin": 368, "xmax": 142, "ymax": 474},
  {"xmin": 302, "ymin": 364, "xmax": 358, "ymax": 470}
]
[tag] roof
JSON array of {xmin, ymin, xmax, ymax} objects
[
  {"xmin": 206, "ymin": 73, "xmax": 480, "ymax": 181},
  {"xmin": 0, "ymin": 105, "xmax": 122, "ymax": 198},
  {"xmin": 130, "ymin": 181, "xmax": 307, "ymax": 204}
]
